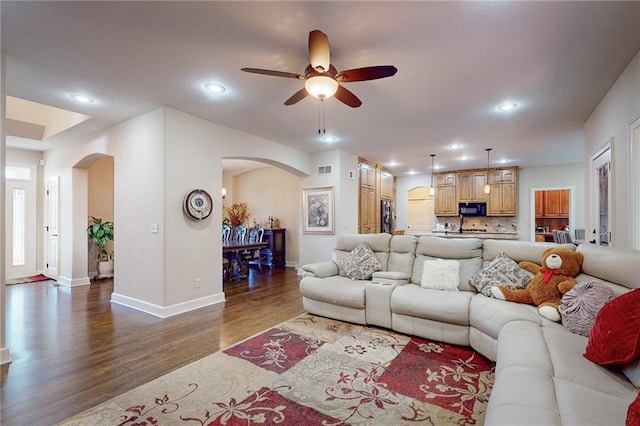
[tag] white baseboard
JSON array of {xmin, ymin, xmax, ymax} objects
[
  {"xmin": 0, "ymin": 347, "xmax": 11, "ymax": 365},
  {"xmin": 110, "ymin": 292, "xmax": 226, "ymax": 318},
  {"xmin": 57, "ymin": 275, "xmax": 91, "ymax": 287}
]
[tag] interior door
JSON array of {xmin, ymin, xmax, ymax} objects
[
  {"xmin": 407, "ymin": 187, "xmax": 433, "ymax": 234},
  {"xmin": 45, "ymin": 176, "xmax": 59, "ymax": 279},
  {"xmin": 591, "ymin": 142, "xmax": 612, "ymax": 246}
]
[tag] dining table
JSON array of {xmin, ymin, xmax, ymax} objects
[{"xmin": 223, "ymin": 240, "xmax": 268, "ymax": 282}]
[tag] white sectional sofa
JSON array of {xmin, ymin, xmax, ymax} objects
[{"xmin": 299, "ymin": 233, "xmax": 640, "ymax": 425}]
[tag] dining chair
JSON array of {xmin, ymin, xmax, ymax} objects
[
  {"xmin": 242, "ymin": 225, "xmax": 264, "ymax": 271},
  {"xmin": 552, "ymin": 230, "xmax": 568, "ymax": 244},
  {"xmin": 222, "ymin": 224, "xmax": 233, "ymax": 283}
]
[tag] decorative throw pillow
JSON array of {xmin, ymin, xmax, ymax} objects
[
  {"xmin": 584, "ymin": 289, "xmax": 640, "ymax": 365},
  {"xmin": 559, "ymin": 281, "xmax": 615, "ymax": 336},
  {"xmin": 468, "ymin": 253, "xmax": 534, "ymax": 297},
  {"xmin": 627, "ymin": 393, "xmax": 640, "ymax": 426},
  {"xmin": 339, "ymin": 243, "xmax": 382, "ymax": 280},
  {"xmin": 421, "ymin": 259, "xmax": 460, "ymax": 292}
]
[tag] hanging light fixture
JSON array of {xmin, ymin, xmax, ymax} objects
[
  {"xmin": 484, "ymin": 148, "xmax": 492, "ymax": 194},
  {"xmin": 429, "ymin": 154, "xmax": 436, "ymax": 196}
]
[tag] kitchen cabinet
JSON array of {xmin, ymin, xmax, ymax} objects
[
  {"xmin": 358, "ymin": 159, "xmax": 396, "ymax": 233},
  {"xmin": 458, "ymin": 172, "xmax": 488, "ymax": 202},
  {"xmin": 379, "ymin": 169, "xmax": 394, "ymax": 200},
  {"xmin": 536, "ymin": 189, "xmax": 569, "ymax": 218},
  {"xmin": 535, "ymin": 191, "xmax": 544, "ymax": 217},
  {"xmin": 434, "ymin": 172, "xmax": 457, "ymax": 216},
  {"xmin": 489, "ymin": 169, "xmax": 516, "ymax": 184},
  {"xmin": 488, "ymin": 182, "xmax": 516, "ymax": 216}
]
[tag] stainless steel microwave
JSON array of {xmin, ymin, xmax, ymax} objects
[{"xmin": 459, "ymin": 202, "xmax": 487, "ymax": 217}]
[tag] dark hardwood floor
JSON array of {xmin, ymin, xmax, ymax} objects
[{"xmin": 0, "ymin": 267, "xmax": 304, "ymax": 425}]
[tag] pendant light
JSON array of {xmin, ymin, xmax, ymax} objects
[
  {"xmin": 429, "ymin": 154, "xmax": 436, "ymax": 196},
  {"xmin": 484, "ymin": 148, "xmax": 492, "ymax": 194}
]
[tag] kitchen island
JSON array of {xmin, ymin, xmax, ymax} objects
[{"xmin": 431, "ymin": 230, "xmax": 518, "ymax": 240}]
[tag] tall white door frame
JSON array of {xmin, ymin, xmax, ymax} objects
[
  {"xmin": 45, "ymin": 176, "xmax": 59, "ymax": 280},
  {"xmin": 590, "ymin": 139, "xmax": 613, "ymax": 246},
  {"xmin": 630, "ymin": 114, "xmax": 640, "ymax": 250},
  {"xmin": 5, "ymin": 163, "xmax": 37, "ymax": 279}
]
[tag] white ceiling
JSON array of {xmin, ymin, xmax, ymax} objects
[{"xmin": 2, "ymin": 1, "xmax": 639, "ymax": 175}]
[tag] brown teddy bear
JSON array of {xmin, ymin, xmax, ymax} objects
[{"xmin": 491, "ymin": 248, "xmax": 584, "ymax": 322}]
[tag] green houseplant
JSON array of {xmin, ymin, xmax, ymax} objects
[{"xmin": 87, "ymin": 216, "xmax": 114, "ymax": 277}]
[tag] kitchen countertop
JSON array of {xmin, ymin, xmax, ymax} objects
[{"xmin": 431, "ymin": 230, "xmax": 519, "ymax": 240}]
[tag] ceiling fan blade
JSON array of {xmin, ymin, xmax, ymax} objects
[
  {"xmin": 336, "ymin": 65, "xmax": 398, "ymax": 82},
  {"xmin": 284, "ymin": 88, "xmax": 308, "ymax": 106},
  {"xmin": 309, "ymin": 30, "xmax": 330, "ymax": 73},
  {"xmin": 334, "ymin": 85, "xmax": 362, "ymax": 108},
  {"xmin": 241, "ymin": 68, "xmax": 304, "ymax": 79}
]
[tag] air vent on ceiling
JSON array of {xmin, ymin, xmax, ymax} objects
[{"xmin": 317, "ymin": 164, "xmax": 333, "ymax": 175}]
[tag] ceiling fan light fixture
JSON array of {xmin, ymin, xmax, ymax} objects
[
  {"xmin": 205, "ymin": 83, "xmax": 226, "ymax": 93},
  {"xmin": 305, "ymin": 76, "xmax": 338, "ymax": 99}
]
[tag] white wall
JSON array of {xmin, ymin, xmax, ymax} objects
[
  {"xmin": 233, "ymin": 167, "xmax": 300, "ymax": 265},
  {"xmin": 585, "ymin": 50, "xmax": 640, "ymax": 250},
  {"xmin": 297, "ymin": 149, "xmax": 359, "ymax": 267}
]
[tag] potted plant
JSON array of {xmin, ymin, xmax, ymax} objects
[{"xmin": 87, "ymin": 216, "xmax": 114, "ymax": 278}]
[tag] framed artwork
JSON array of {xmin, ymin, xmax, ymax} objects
[{"xmin": 302, "ymin": 187, "xmax": 335, "ymax": 234}]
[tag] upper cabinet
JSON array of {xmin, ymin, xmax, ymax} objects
[
  {"xmin": 358, "ymin": 159, "xmax": 396, "ymax": 233},
  {"xmin": 379, "ymin": 169, "xmax": 395, "ymax": 200},
  {"xmin": 458, "ymin": 172, "xmax": 488, "ymax": 202},
  {"xmin": 434, "ymin": 166, "xmax": 518, "ymax": 217},
  {"xmin": 536, "ymin": 189, "xmax": 569, "ymax": 218},
  {"xmin": 487, "ymin": 167, "xmax": 518, "ymax": 216},
  {"xmin": 434, "ymin": 172, "xmax": 458, "ymax": 216}
]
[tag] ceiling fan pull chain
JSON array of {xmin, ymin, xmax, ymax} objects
[{"xmin": 322, "ymin": 99, "xmax": 326, "ymax": 134}]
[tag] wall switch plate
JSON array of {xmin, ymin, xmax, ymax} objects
[
  {"xmin": 151, "ymin": 223, "xmax": 159, "ymax": 233},
  {"xmin": 195, "ymin": 278, "xmax": 202, "ymax": 288}
]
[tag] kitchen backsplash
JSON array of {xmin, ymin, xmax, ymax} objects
[{"xmin": 435, "ymin": 216, "xmax": 518, "ymax": 233}]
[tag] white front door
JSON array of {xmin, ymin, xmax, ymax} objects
[
  {"xmin": 5, "ymin": 164, "xmax": 37, "ymax": 279},
  {"xmin": 45, "ymin": 176, "xmax": 59, "ymax": 279}
]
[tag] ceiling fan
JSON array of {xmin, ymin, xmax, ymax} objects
[{"xmin": 241, "ymin": 30, "xmax": 398, "ymax": 108}]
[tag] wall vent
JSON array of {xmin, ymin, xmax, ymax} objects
[{"xmin": 317, "ymin": 164, "xmax": 333, "ymax": 175}]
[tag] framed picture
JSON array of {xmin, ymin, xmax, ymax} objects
[{"xmin": 302, "ymin": 187, "xmax": 335, "ymax": 234}]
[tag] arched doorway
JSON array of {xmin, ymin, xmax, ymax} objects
[{"xmin": 407, "ymin": 186, "xmax": 434, "ymax": 235}]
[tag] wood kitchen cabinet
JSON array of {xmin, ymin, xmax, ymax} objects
[
  {"xmin": 488, "ymin": 182, "xmax": 516, "ymax": 216},
  {"xmin": 536, "ymin": 189, "xmax": 569, "ymax": 218},
  {"xmin": 434, "ymin": 172, "xmax": 458, "ymax": 216},
  {"xmin": 358, "ymin": 159, "xmax": 396, "ymax": 233},
  {"xmin": 458, "ymin": 172, "xmax": 488, "ymax": 202}
]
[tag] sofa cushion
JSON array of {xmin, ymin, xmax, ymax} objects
[
  {"xmin": 339, "ymin": 242, "xmax": 382, "ymax": 280},
  {"xmin": 559, "ymin": 280, "xmax": 614, "ymax": 337},
  {"xmin": 412, "ymin": 236, "xmax": 483, "ymax": 291},
  {"xmin": 299, "ymin": 275, "xmax": 367, "ymax": 309},
  {"xmin": 420, "ymin": 259, "xmax": 460, "ymax": 291},
  {"xmin": 584, "ymin": 289, "xmax": 640, "ymax": 365},
  {"xmin": 333, "ymin": 233, "xmax": 391, "ymax": 276},
  {"xmin": 391, "ymin": 283, "xmax": 473, "ymax": 326},
  {"xmin": 628, "ymin": 393, "xmax": 640, "ymax": 426},
  {"xmin": 544, "ymin": 325, "xmax": 638, "ymax": 398},
  {"xmin": 470, "ymin": 294, "xmax": 541, "ymax": 340},
  {"xmin": 387, "ymin": 234, "xmax": 418, "ymax": 276},
  {"xmin": 577, "ymin": 244, "xmax": 640, "ymax": 290},
  {"xmin": 469, "ymin": 252, "xmax": 534, "ymax": 297}
]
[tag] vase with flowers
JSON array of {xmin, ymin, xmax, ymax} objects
[{"xmin": 223, "ymin": 203, "xmax": 250, "ymax": 227}]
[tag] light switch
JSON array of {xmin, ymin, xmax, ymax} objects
[{"xmin": 151, "ymin": 223, "xmax": 159, "ymax": 234}]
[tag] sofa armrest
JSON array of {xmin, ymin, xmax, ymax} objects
[
  {"xmin": 371, "ymin": 271, "xmax": 411, "ymax": 285},
  {"xmin": 302, "ymin": 261, "xmax": 340, "ymax": 278}
]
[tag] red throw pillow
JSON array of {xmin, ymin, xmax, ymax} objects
[
  {"xmin": 584, "ymin": 289, "xmax": 640, "ymax": 365},
  {"xmin": 628, "ymin": 393, "xmax": 640, "ymax": 426}
]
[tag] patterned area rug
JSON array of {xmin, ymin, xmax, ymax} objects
[
  {"xmin": 6, "ymin": 274, "xmax": 54, "ymax": 285},
  {"xmin": 59, "ymin": 314, "xmax": 495, "ymax": 425}
]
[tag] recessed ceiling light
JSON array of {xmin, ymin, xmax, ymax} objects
[
  {"xmin": 458, "ymin": 155, "xmax": 471, "ymax": 161},
  {"xmin": 320, "ymin": 135, "xmax": 338, "ymax": 143},
  {"xmin": 498, "ymin": 102, "xmax": 517, "ymax": 111},
  {"xmin": 205, "ymin": 83, "xmax": 226, "ymax": 93},
  {"xmin": 386, "ymin": 161, "xmax": 400, "ymax": 167},
  {"xmin": 70, "ymin": 94, "xmax": 93, "ymax": 103}
]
